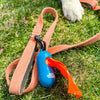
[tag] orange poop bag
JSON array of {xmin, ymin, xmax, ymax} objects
[{"xmin": 45, "ymin": 57, "xmax": 82, "ymax": 99}]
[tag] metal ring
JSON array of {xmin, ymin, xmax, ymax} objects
[
  {"xmin": 29, "ymin": 34, "xmax": 41, "ymax": 39},
  {"xmin": 29, "ymin": 35, "xmax": 35, "ymax": 39}
]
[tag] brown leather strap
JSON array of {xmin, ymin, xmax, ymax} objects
[
  {"xmin": 48, "ymin": 33, "xmax": 100, "ymax": 55},
  {"xmin": 80, "ymin": 0, "xmax": 100, "ymax": 10},
  {"xmin": 6, "ymin": 7, "xmax": 100, "ymax": 96},
  {"xmin": 6, "ymin": 7, "xmax": 58, "ymax": 95}
]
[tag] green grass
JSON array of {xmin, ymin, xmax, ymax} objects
[{"xmin": 0, "ymin": 0, "xmax": 100, "ymax": 100}]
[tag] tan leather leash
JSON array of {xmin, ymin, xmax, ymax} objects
[
  {"xmin": 6, "ymin": 7, "xmax": 58, "ymax": 95},
  {"xmin": 80, "ymin": 0, "xmax": 100, "ymax": 10},
  {"xmin": 6, "ymin": 7, "xmax": 100, "ymax": 97}
]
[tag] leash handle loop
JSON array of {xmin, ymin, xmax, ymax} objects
[{"xmin": 6, "ymin": 7, "xmax": 58, "ymax": 95}]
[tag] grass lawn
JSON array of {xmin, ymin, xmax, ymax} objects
[{"xmin": 0, "ymin": 0, "xmax": 100, "ymax": 100}]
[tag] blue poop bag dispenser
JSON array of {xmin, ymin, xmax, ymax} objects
[
  {"xmin": 34, "ymin": 35, "xmax": 55, "ymax": 87},
  {"xmin": 37, "ymin": 49, "xmax": 55, "ymax": 87}
]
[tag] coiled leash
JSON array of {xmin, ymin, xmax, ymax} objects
[
  {"xmin": 6, "ymin": 7, "xmax": 100, "ymax": 98},
  {"xmin": 80, "ymin": 0, "xmax": 100, "ymax": 10}
]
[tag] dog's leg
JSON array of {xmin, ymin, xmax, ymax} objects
[{"xmin": 61, "ymin": 0, "xmax": 84, "ymax": 22}]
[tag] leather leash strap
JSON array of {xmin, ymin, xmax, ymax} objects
[
  {"xmin": 6, "ymin": 7, "xmax": 58, "ymax": 95},
  {"xmin": 6, "ymin": 7, "xmax": 100, "ymax": 96},
  {"xmin": 80, "ymin": 0, "xmax": 100, "ymax": 10}
]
